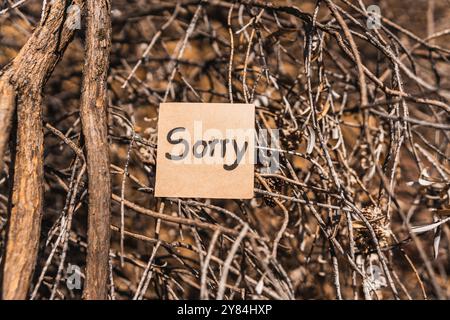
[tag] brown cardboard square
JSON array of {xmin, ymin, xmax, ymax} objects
[{"xmin": 155, "ymin": 103, "xmax": 255, "ymax": 199}]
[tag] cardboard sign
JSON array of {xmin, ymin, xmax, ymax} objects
[{"xmin": 155, "ymin": 103, "xmax": 255, "ymax": 199}]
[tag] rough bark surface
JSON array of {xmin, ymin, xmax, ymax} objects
[
  {"xmin": 1, "ymin": 0, "xmax": 82, "ymax": 299},
  {"xmin": 0, "ymin": 81, "xmax": 15, "ymax": 172},
  {"xmin": 80, "ymin": 0, "xmax": 112, "ymax": 300}
]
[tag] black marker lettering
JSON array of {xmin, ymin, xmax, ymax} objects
[
  {"xmin": 193, "ymin": 140, "xmax": 208, "ymax": 158},
  {"xmin": 165, "ymin": 128, "xmax": 249, "ymax": 171},
  {"xmin": 224, "ymin": 140, "xmax": 249, "ymax": 171},
  {"xmin": 165, "ymin": 127, "xmax": 189, "ymax": 160}
]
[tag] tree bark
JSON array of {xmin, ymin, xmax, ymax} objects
[
  {"xmin": 80, "ymin": 0, "xmax": 112, "ymax": 300},
  {"xmin": 1, "ymin": 0, "xmax": 82, "ymax": 300},
  {"xmin": 0, "ymin": 81, "xmax": 15, "ymax": 173}
]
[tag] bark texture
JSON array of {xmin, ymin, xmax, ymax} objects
[
  {"xmin": 0, "ymin": 81, "xmax": 15, "ymax": 172},
  {"xmin": 80, "ymin": 0, "xmax": 112, "ymax": 300},
  {"xmin": 1, "ymin": 0, "xmax": 82, "ymax": 300}
]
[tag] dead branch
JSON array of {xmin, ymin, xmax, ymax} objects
[
  {"xmin": 80, "ymin": 0, "xmax": 112, "ymax": 300},
  {"xmin": 0, "ymin": 80, "xmax": 14, "ymax": 172},
  {"xmin": 1, "ymin": 0, "xmax": 82, "ymax": 299}
]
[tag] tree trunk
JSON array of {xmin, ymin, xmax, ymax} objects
[
  {"xmin": 80, "ymin": 0, "xmax": 112, "ymax": 300},
  {"xmin": 0, "ymin": 81, "xmax": 15, "ymax": 173},
  {"xmin": 1, "ymin": 0, "xmax": 82, "ymax": 300}
]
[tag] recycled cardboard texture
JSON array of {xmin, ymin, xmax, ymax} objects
[{"xmin": 155, "ymin": 103, "xmax": 255, "ymax": 199}]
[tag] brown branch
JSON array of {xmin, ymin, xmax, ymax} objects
[
  {"xmin": 111, "ymin": 194, "xmax": 262, "ymax": 240},
  {"xmin": 1, "ymin": 0, "xmax": 82, "ymax": 300},
  {"xmin": 80, "ymin": 0, "xmax": 112, "ymax": 300},
  {"xmin": 0, "ymin": 81, "xmax": 15, "ymax": 172}
]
